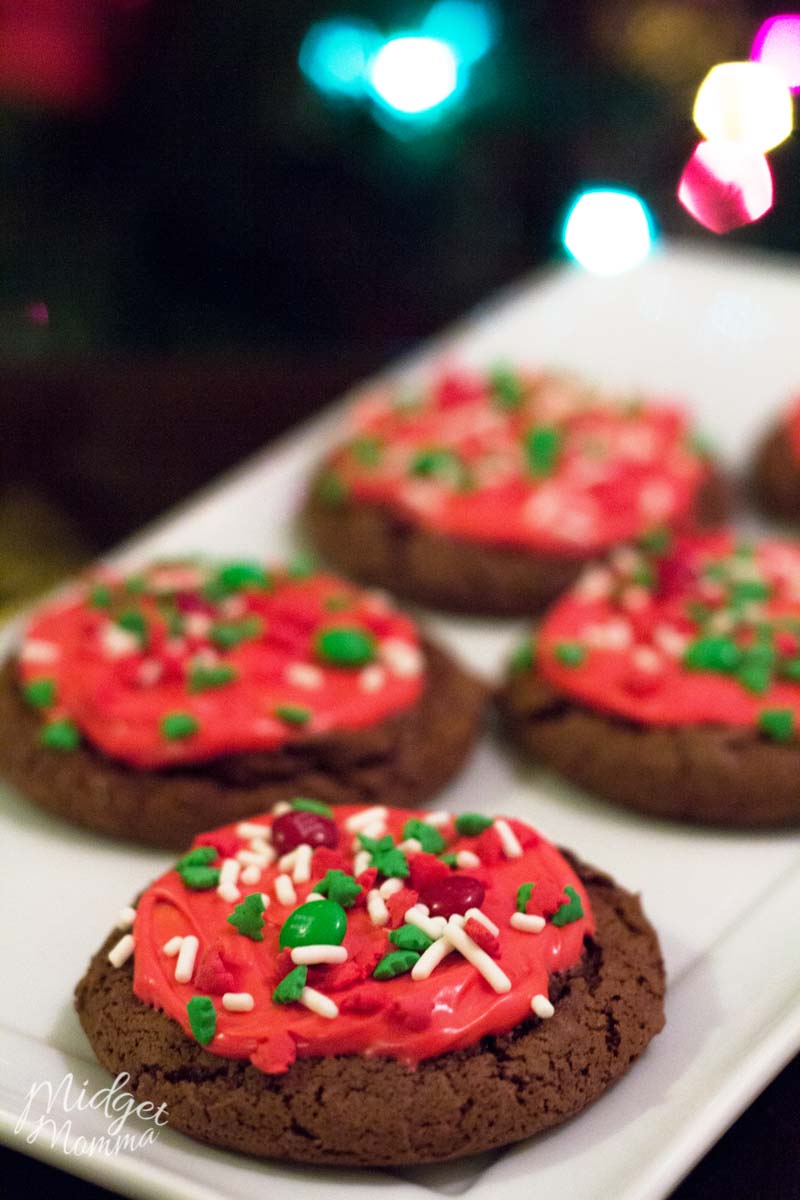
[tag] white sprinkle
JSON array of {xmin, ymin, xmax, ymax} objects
[
  {"xmin": 379, "ymin": 877, "xmax": 404, "ymax": 899},
  {"xmin": 575, "ymin": 566, "xmax": 613, "ymax": 601},
  {"xmin": 494, "ymin": 818, "xmax": 523, "ymax": 859},
  {"xmin": 359, "ymin": 665, "xmax": 387, "ymax": 693},
  {"xmin": 397, "ymin": 837, "xmax": 422, "ymax": 854},
  {"xmin": 236, "ymin": 821, "xmax": 270, "ymax": 839},
  {"xmin": 116, "ymin": 905, "xmax": 137, "ymax": 930},
  {"xmin": 306, "ymin": 891, "xmax": 326, "ymax": 902},
  {"xmin": 654, "ymin": 623, "xmax": 689, "ymax": 659},
  {"xmin": 465, "ymin": 908, "xmax": 499, "ymax": 937},
  {"xmin": 285, "ymin": 662, "xmax": 324, "ymax": 690},
  {"xmin": 639, "ymin": 479, "xmax": 675, "ymax": 520},
  {"xmin": 278, "ymin": 849, "xmax": 298, "ymax": 872},
  {"xmin": 610, "ymin": 545, "xmax": 644, "ymax": 577},
  {"xmin": 275, "ymin": 874, "xmax": 297, "ymax": 906},
  {"xmin": 137, "ymin": 659, "xmax": 163, "ymax": 687},
  {"xmin": 249, "ymin": 837, "xmax": 275, "ymax": 861},
  {"xmin": 292, "ymin": 844, "xmax": 313, "ymax": 884},
  {"xmin": 217, "ymin": 883, "xmax": 241, "ymax": 904},
  {"xmin": 621, "ymin": 586, "xmax": 649, "ymax": 613},
  {"xmin": 584, "ymin": 618, "xmax": 633, "ymax": 651},
  {"xmin": 299, "ymin": 987, "xmax": 339, "ymax": 1019},
  {"xmin": 345, "ymin": 805, "xmax": 388, "ymax": 832},
  {"xmin": 163, "ymin": 936, "xmax": 183, "ymax": 957},
  {"xmin": 273, "ymin": 801, "xmax": 292, "ymax": 816},
  {"xmin": 240, "ymin": 864, "xmax": 261, "ymax": 885},
  {"xmin": 219, "ymin": 858, "xmax": 241, "ymax": 888},
  {"xmin": 631, "ymin": 645, "xmax": 663, "ymax": 674},
  {"xmin": 510, "ymin": 911, "xmax": 546, "ymax": 933},
  {"xmin": 367, "ymin": 889, "xmax": 389, "ymax": 926},
  {"xmin": 445, "ymin": 919, "xmax": 511, "ymax": 993},
  {"xmin": 222, "ymin": 992, "xmax": 255, "ymax": 1012},
  {"xmin": 422, "ymin": 810, "xmax": 451, "ymax": 828},
  {"xmin": 411, "ymin": 935, "xmax": 454, "ymax": 980},
  {"xmin": 291, "ymin": 944, "xmax": 348, "ymax": 965},
  {"xmin": 21, "ymin": 639, "xmax": 59, "ymax": 664},
  {"xmin": 100, "ymin": 623, "xmax": 140, "ymax": 659},
  {"xmin": 237, "ymin": 848, "xmax": 273, "ymax": 868},
  {"xmin": 354, "ymin": 819, "xmax": 387, "ymax": 843},
  {"xmin": 184, "ymin": 612, "xmax": 212, "ymax": 638},
  {"xmin": 108, "ymin": 934, "xmax": 135, "ymax": 968},
  {"xmin": 353, "ymin": 850, "xmax": 372, "ymax": 877},
  {"xmin": 175, "ymin": 935, "xmax": 199, "ymax": 984},
  {"xmin": 456, "ymin": 850, "xmax": 481, "ymax": 870},
  {"xmin": 405, "ymin": 904, "xmax": 447, "ymax": 941},
  {"xmin": 380, "ymin": 638, "xmax": 424, "ymax": 678},
  {"xmin": 261, "ymin": 893, "xmax": 271, "ymax": 909},
  {"xmin": 531, "ymin": 993, "xmax": 555, "ymax": 1019}
]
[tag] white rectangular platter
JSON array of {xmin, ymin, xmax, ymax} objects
[{"xmin": 1, "ymin": 242, "xmax": 799, "ymax": 1200}]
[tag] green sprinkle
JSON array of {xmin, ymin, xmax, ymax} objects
[
  {"xmin": 291, "ymin": 797, "xmax": 333, "ymax": 817},
  {"xmin": 734, "ymin": 542, "xmax": 755, "ymax": 558},
  {"xmin": 40, "ymin": 718, "xmax": 80, "ymax": 751},
  {"xmin": 401, "ymin": 818, "xmax": 445, "ymax": 855},
  {"xmin": 274, "ymin": 703, "xmax": 312, "ymax": 725},
  {"xmin": 684, "ymin": 636, "xmax": 742, "ymax": 674},
  {"xmin": 215, "ymin": 561, "xmax": 271, "ymax": 594},
  {"xmin": 315, "ymin": 869, "xmax": 362, "ymax": 908},
  {"xmin": 316, "ymin": 470, "xmax": 348, "ymax": 506},
  {"xmin": 439, "ymin": 853, "xmax": 458, "ymax": 868},
  {"xmin": 315, "ymin": 626, "xmax": 376, "ymax": 667},
  {"xmin": 489, "ymin": 364, "xmax": 524, "ymax": 410},
  {"xmin": 409, "ymin": 447, "xmax": 471, "ymax": 489},
  {"xmin": 23, "ymin": 677, "xmax": 56, "ymax": 708},
  {"xmin": 178, "ymin": 864, "xmax": 220, "ymax": 890},
  {"xmin": 273, "ymin": 965, "xmax": 308, "ymax": 1005},
  {"xmin": 358, "ymin": 833, "xmax": 409, "ymax": 879},
  {"xmin": 637, "ymin": 527, "xmax": 672, "ymax": 555},
  {"xmin": 286, "ymin": 553, "xmax": 316, "ymax": 579},
  {"xmin": 551, "ymin": 885, "xmax": 584, "ymax": 927},
  {"xmin": 758, "ymin": 708, "xmax": 795, "ymax": 742},
  {"xmin": 89, "ymin": 584, "xmax": 112, "ymax": 609},
  {"xmin": 780, "ymin": 658, "xmax": 800, "ymax": 682},
  {"xmin": 125, "ymin": 576, "xmax": 147, "ymax": 595},
  {"xmin": 186, "ymin": 996, "xmax": 216, "ymax": 1044},
  {"xmin": 351, "ymin": 436, "xmax": 383, "ymax": 466},
  {"xmin": 525, "ymin": 426, "xmax": 562, "ymax": 477},
  {"xmin": 228, "ymin": 893, "xmax": 266, "ymax": 940},
  {"xmin": 324, "ymin": 594, "xmax": 351, "ymax": 611},
  {"xmin": 737, "ymin": 663, "xmax": 772, "ymax": 695},
  {"xmin": 510, "ymin": 640, "xmax": 534, "ymax": 673},
  {"xmin": 188, "ymin": 663, "xmax": 237, "ymax": 692},
  {"xmin": 389, "ymin": 924, "xmax": 434, "ymax": 953},
  {"xmin": 177, "ymin": 846, "xmax": 217, "ymax": 867},
  {"xmin": 729, "ymin": 579, "xmax": 771, "ymax": 606},
  {"xmin": 161, "ymin": 711, "xmax": 199, "ymax": 741},
  {"xmin": 209, "ymin": 615, "xmax": 263, "ymax": 650},
  {"xmin": 516, "ymin": 882, "xmax": 534, "ymax": 913},
  {"xmin": 689, "ymin": 431, "xmax": 714, "ymax": 460},
  {"xmin": 454, "ymin": 813, "xmax": 493, "ymax": 836},
  {"xmin": 554, "ymin": 641, "xmax": 586, "ymax": 667},
  {"xmin": 373, "ymin": 950, "xmax": 420, "ymax": 980},
  {"xmin": 117, "ymin": 610, "xmax": 148, "ymax": 644}
]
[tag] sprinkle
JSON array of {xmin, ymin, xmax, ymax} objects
[
  {"xmin": 163, "ymin": 936, "xmax": 183, "ymax": 956},
  {"xmin": 445, "ymin": 918, "xmax": 512, "ymax": 993},
  {"xmin": 758, "ymin": 708, "xmax": 795, "ymax": 742},
  {"xmin": 401, "ymin": 818, "xmax": 446, "ymax": 854},
  {"xmin": 379, "ymin": 877, "xmax": 404, "ymax": 899},
  {"xmin": 184, "ymin": 613, "xmax": 213, "ymax": 638},
  {"xmin": 218, "ymin": 858, "xmax": 241, "ymax": 889},
  {"xmin": 299, "ymin": 987, "xmax": 339, "ymax": 1019},
  {"xmin": 373, "ymin": 949, "xmax": 420, "ymax": 979},
  {"xmin": 367, "ymin": 889, "xmax": 390, "ymax": 926},
  {"xmin": 456, "ymin": 850, "xmax": 481, "ymax": 870},
  {"xmin": 292, "ymin": 844, "xmax": 313, "ymax": 884},
  {"xmin": 161, "ymin": 712, "xmax": 199, "ymax": 741},
  {"xmin": 525, "ymin": 425, "xmax": 562, "ymax": 477},
  {"xmin": 359, "ymin": 665, "xmax": 387, "ymax": 693},
  {"xmin": 315, "ymin": 869, "xmax": 362, "ymax": 908},
  {"xmin": 631, "ymin": 645, "xmax": 662, "ymax": 673},
  {"xmin": 21, "ymin": 639, "xmax": 59, "ymax": 664},
  {"xmin": 217, "ymin": 883, "xmax": 241, "ymax": 903},
  {"xmin": 531, "ymin": 993, "xmax": 555, "ymax": 1019},
  {"xmin": 138, "ymin": 659, "xmax": 163, "ymax": 687},
  {"xmin": 552, "ymin": 886, "xmax": 585, "ymax": 927},
  {"xmin": 510, "ymin": 912, "xmax": 546, "ymax": 933},
  {"xmin": 100, "ymin": 624, "xmax": 140, "ymax": 659},
  {"xmin": 315, "ymin": 626, "xmax": 376, "ymax": 667},
  {"xmin": 411, "ymin": 935, "xmax": 454, "ymax": 980},
  {"xmin": 40, "ymin": 719, "xmax": 80, "ymax": 752},
  {"xmin": 175, "ymin": 935, "xmax": 199, "ymax": 983},
  {"xmin": 240, "ymin": 864, "xmax": 262, "ymax": 885},
  {"xmin": 209, "ymin": 615, "xmax": 263, "ymax": 650},
  {"xmin": 285, "ymin": 662, "xmax": 324, "ymax": 690},
  {"xmin": 261, "ymin": 893, "xmax": 271, "ymax": 909},
  {"xmin": 274, "ymin": 703, "xmax": 312, "ymax": 726},
  {"xmin": 355, "ymin": 819, "xmax": 387, "ymax": 842},
  {"xmin": 291, "ymin": 797, "xmax": 333, "ymax": 817},
  {"xmin": 554, "ymin": 641, "xmax": 587, "ymax": 667},
  {"xmin": 237, "ymin": 848, "xmax": 274, "ymax": 868},
  {"xmin": 278, "ymin": 849, "xmax": 297, "ymax": 872},
  {"xmin": 575, "ymin": 566, "xmax": 613, "ymax": 601},
  {"xmin": 227, "ymin": 893, "xmax": 266, "ymax": 940},
  {"xmin": 345, "ymin": 805, "xmax": 388, "ymax": 832},
  {"xmin": 275, "ymin": 874, "xmax": 297, "ymax": 906},
  {"xmin": 379, "ymin": 638, "xmax": 423, "ymax": 678},
  {"xmin": 222, "ymin": 992, "xmax": 255, "ymax": 1012},
  {"xmin": 188, "ymin": 663, "xmax": 237, "ymax": 693},
  {"xmin": 464, "ymin": 908, "xmax": 499, "ymax": 937},
  {"xmin": 116, "ymin": 905, "xmax": 137, "ymax": 930},
  {"xmin": 273, "ymin": 965, "xmax": 307, "ymax": 1004},
  {"xmin": 454, "ymin": 812, "xmax": 493, "ymax": 836},
  {"xmin": 397, "ymin": 838, "xmax": 422, "ymax": 854},
  {"xmin": 654, "ymin": 624, "xmax": 690, "ymax": 658},
  {"xmin": 353, "ymin": 850, "xmax": 372, "ymax": 876},
  {"xmin": 422, "ymin": 810, "xmax": 451, "ymax": 827},
  {"xmin": 108, "ymin": 934, "xmax": 135, "ymax": 968},
  {"xmin": 621, "ymin": 586, "xmax": 650, "ymax": 613},
  {"xmin": 405, "ymin": 904, "xmax": 448, "ymax": 941},
  {"xmin": 23, "ymin": 677, "xmax": 56, "ymax": 708},
  {"xmin": 291, "ymin": 944, "xmax": 348, "ymax": 965},
  {"xmin": 273, "ymin": 801, "xmax": 292, "ymax": 816},
  {"xmin": 584, "ymin": 618, "xmax": 633, "ymax": 651},
  {"xmin": 494, "ymin": 818, "xmax": 523, "ymax": 859},
  {"xmin": 236, "ymin": 821, "xmax": 269, "ymax": 838},
  {"xmin": 389, "ymin": 924, "xmax": 434, "ymax": 953},
  {"xmin": 176, "ymin": 846, "xmax": 220, "ymax": 891},
  {"xmin": 187, "ymin": 996, "xmax": 216, "ymax": 1044},
  {"xmin": 306, "ymin": 892, "xmax": 325, "ymax": 902}
]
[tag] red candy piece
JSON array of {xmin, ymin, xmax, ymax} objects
[
  {"xmin": 251, "ymin": 1032, "xmax": 297, "ymax": 1074},
  {"xmin": 422, "ymin": 875, "xmax": 485, "ymax": 918},
  {"xmin": 474, "ymin": 826, "xmax": 504, "ymax": 865},
  {"xmin": 196, "ymin": 830, "xmax": 239, "ymax": 860},
  {"xmin": 386, "ymin": 885, "xmax": 419, "ymax": 928},
  {"xmin": 308, "ymin": 960, "xmax": 364, "ymax": 992},
  {"xmin": 311, "ymin": 846, "xmax": 350, "ymax": 877},
  {"xmin": 435, "ymin": 370, "xmax": 484, "ymax": 409},
  {"xmin": 657, "ymin": 553, "xmax": 697, "ymax": 599},
  {"xmin": 409, "ymin": 852, "xmax": 450, "ymax": 892},
  {"xmin": 526, "ymin": 880, "xmax": 567, "ymax": 918},
  {"xmin": 272, "ymin": 948, "xmax": 296, "ymax": 984},
  {"xmin": 507, "ymin": 818, "xmax": 539, "ymax": 849},
  {"xmin": 272, "ymin": 810, "xmax": 339, "ymax": 854},
  {"xmin": 339, "ymin": 984, "xmax": 387, "ymax": 1014},
  {"xmin": 463, "ymin": 917, "xmax": 500, "ymax": 958},
  {"xmin": 194, "ymin": 947, "xmax": 235, "ymax": 995},
  {"xmin": 389, "ymin": 996, "xmax": 432, "ymax": 1031}
]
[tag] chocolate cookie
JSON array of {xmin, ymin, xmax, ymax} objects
[
  {"xmin": 0, "ymin": 561, "xmax": 485, "ymax": 848},
  {"xmin": 75, "ymin": 804, "xmax": 665, "ymax": 1166},
  {"xmin": 752, "ymin": 416, "xmax": 800, "ymax": 524},
  {"xmin": 305, "ymin": 366, "xmax": 729, "ymax": 616},
  {"xmin": 499, "ymin": 532, "xmax": 800, "ymax": 826}
]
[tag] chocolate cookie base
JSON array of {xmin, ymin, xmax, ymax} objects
[
  {"xmin": 305, "ymin": 469, "xmax": 731, "ymax": 617},
  {"xmin": 0, "ymin": 640, "xmax": 485, "ymax": 849},
  {"xmin": 751, "ymin": 422, "xmax": 800, "ymax": 524},
  {"xmin": 500, "ymin": 666, "xmax": 800, "ymax": 826},
  {"xmin": 75, "ymin": 856, "xmax": 665, "ymax": 1167}
]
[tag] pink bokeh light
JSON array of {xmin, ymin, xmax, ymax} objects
[
  {"xmin": 677, "ymin": 140, "xmax": 773, "ymax": 234},
  {"xmin": 752, "ymin": 14, "xmax": 800, "ymax": 91},
  {"xmin": 26, "ymin": 302, "xmax": 49, "ymax": 326}
]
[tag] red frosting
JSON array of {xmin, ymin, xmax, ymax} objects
[
  {"xmin": 321, "ymin": 368, "xmax": 712, "ymax": 555},
  {"xmin": 19, "ymin": 561, "xmax": 424, "ymax": 768},
  {"xmin": 535, "ymin": 531, "xmax": 800, "ymax": 729},
  {"xmin": 130, "ymin": 804, "xmax": 594, "ymax": 1073}
]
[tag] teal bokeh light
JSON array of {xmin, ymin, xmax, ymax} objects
[
  {"xmin": 562, "ymin": 188, "xmax": 656, "ymax": 276},
  {"xmin": 368, "ymin": 35, "xmax": 461, "ymax": 118},
  {"xmin": 299, "ymin": 17, "xmax": 381, "ymax": 97},
  {"xmin": 422, "ymin": 0, "xmax": 498, "ymax": 64}
]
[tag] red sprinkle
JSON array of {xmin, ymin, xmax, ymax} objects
[
  {"xmin": 409, "ymin": 852, "xmax": 451, "ymax": 892},
  {"xmin": 339, "ymin": 984, "xmax": 387, "ymax": 1014},
  {"xmin": 194, "ymin": 947, "xmax": 235, "ymax": 995},
  {"xmin": 196, "ymin": 831, "xmax": 239, "ymax": 860},
  {"xmin": 526, "ymin": 880, "xmax": 568, "ymax": 918},
  {"xmin": 464, "ymin": 917, "xmax": 501, "ymax": 958},
  {"xmin": 386, "ymin": 886, "xmax": 419, "ymax": 928}
]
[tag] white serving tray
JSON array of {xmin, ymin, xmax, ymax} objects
[{"xmin": 1, "ymin": 242, "xmax": 799, "ymax": 1200}]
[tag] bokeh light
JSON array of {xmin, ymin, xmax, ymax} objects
[
  {"xmin": 677, "ymin": 140, "xmax": 773, "ymax": 234},
  {"xmin": 752, "ymin": 14, "xmax": 800, "ymax": 92},
  {"xmin": 422, "ymin": 1, "xmax": 498, "ymax": 64},
  {"xmin": 562, "ymin": 189, "xmax": 655, "ymax": 275},
  {"xmin": 299, "ymin": 17, "xmax": 380, "ymax": 98},
  {"xmin": 368, "ymin": 36, "xmax": 460, "ymax": 116},
  {"xmin": 693, "ymin": 61, "xmax": 793, "ymax": 152}
]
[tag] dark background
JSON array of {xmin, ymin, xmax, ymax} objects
[{"xmin": 0, "ymin": 2, "xmax": 798, "ymax": 1195}]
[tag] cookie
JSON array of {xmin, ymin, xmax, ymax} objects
[
  {"xmin": 0, "ymin": 560, "xmax": 484, "ymax": 847},
  {"xmin": 499, "ymin": 531, "xmax": 800, "ymax": 825},
  {"xmin": 75, "ymin": 802, "xmax": 665, "ymax": 1166},
  {"xmin": 306, "ymin": 366, "xmax": 729, "ymax": 615},
  {"xmin": 752, "ymin": 402, "xmax": 800, "ymax": 522}
]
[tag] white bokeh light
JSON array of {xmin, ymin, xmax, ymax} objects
[
  {"xmin": 369, "ymin": 36, "xmax": 459, "ymax": 115},
  {"xmin": 563, "ymin": 189, "xmax": 655, "ymax": 275}
]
